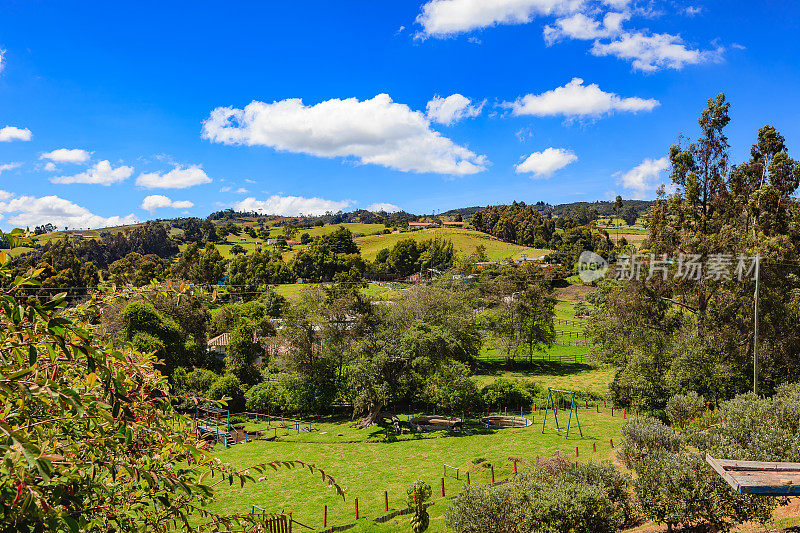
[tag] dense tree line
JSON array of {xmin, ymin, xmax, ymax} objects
[{"xmin": 587, "ymin": 94, "xmax": 800, "ymax": 411}]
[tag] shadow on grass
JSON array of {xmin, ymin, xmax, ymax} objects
[{"xmin": 474, "ymin": 359, "xmax": 595, "ymax": 378}]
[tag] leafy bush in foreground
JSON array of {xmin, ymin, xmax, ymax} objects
[{"xmin": 666, "ymin": 391, "xmax": 706, "ymax": 429}]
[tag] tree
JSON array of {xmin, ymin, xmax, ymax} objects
[
  {"xmin": 181, "ymin": 218, "xmax": 203, "ymax": 243},
  {"xmin": 201, "ymin": 219, "xmax": 219, "ymax": 243},
  {"xmin": 0, "ymin": 262, "xmax": 344, "ymax": 531},
  {"xmin": 300, "ymin": 232, "xmax": 312, "ymax": 245},
  {"xmin": 108, "ymin": 252, "xmax": 169, "ymax": 286},
  {"xmin": 195, "ymin": 243, "xmax": 226, "ymax": 285},
  {"xmin": 225, "ymin": 322, "xmax": 263, "ymax": 383},
  {"xmin": 229, "ymin": 243, "xmax": 246, "ymax": 255},
  {"xmin": 621, "ymin": 205, "xmax": 638, "ymax": 227}
]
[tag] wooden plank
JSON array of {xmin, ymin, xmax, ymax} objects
[{"xmin": 707, "ymin": 454, "xmax": 800, "ymax": 495}]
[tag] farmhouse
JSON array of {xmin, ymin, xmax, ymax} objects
[
  {"xmin": 207, "ymin": 332, "xmax": 268, "ymax": 364},
  {"xmin": 408, "ymin": 222, "xmax": 438, "ymax": 230},
  {"xmin": 442, "ymin": 221, "xmax": 464, "ymax": 227}
]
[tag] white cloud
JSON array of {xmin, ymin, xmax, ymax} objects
[
  {"xmin": 591, "ymin": 31, "xmax": 719, "ymax": 72},
  {"xmin": 544, "ymin": 11, "xmax": 628, "ymax": 43},
  {"xmin": 0, "ymin": 126, "xmax": 32, "ymax": 142},
  {"xmin": 219, "ymin": 186, "xmax": 232, "ymax": 192},
  {"xmin": 0, "ymin": 193, "xmax": 136, "ymax": 229},
  {"xmin": 416, "ymin": 0, "xmax": 582, "ymax": 37},
  {"xmin": 234, "ymin": 196, "xmax": 352, "ymax": 217},
  {"xmin": 426, "ymin": 94, "xmax": 484, "ymax": 125},
  {"xmin": 140, "ymin": 195, "xmax": 195, "ymax": 214},
  {"xmin": 617, "ymin": 156, "xmax": 669, "ymax": 199},
  {"xmin": 203, "ymin": 94, "xmax": 487, "ymax": 176},
  {"xmin": 136, "ymin": 165, "xmax": 212, "ymax": 189},
  {"xmin": 515, "ymin": 147, "xmax": 577, "ymax": 178},
  {"xmin": 0, "ymin": 163, "xmax": 21, "ymax": 175},
  {"xmin": 601, "ymin": 0, "xmax": 631, "ymax": 8},
  {"xmin": 0, "ymin": 49, "xmax": 5, "ymax": 73},
  {"xmin": 367, "ymin": 202, "xmax": 401, "ymax": 213},
  {"xmin": 40, "ymin": 148, "xmax": 91, "ymax": 164},
  {"xmin": 235, "ymin": 187, "xmax": 249, "ymax": 194},
  {"xmin": 44, "ymin": 162, "xmax": 57, "ymax": 171},
  {"xmin": 50, "ymin": 160, "xmax": 133, "ymax": 186},
  {"xmin": 683, "ymin": 6, "xmax": 702, "ymax": 16},
  {"xmin": 508, "ymin": 78, "xmax": 659, "ymax": 118}
]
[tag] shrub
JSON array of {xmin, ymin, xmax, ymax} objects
[
  {"xmin": 407, "ymin": 480, "xmax": 432, "ymax": 533},
  {"xmin": 207, "ymin": 374, "xmax": 245, "ymax": 412},
  {"xmin": 446, "ymin": 484, "xmax": 522, "ymax": 533},
  {"xmin": 280, "ymin": 371, "xmax": 337, "ymax": 414},
  {"xmin": 186, "ymin": 368, "xmax": 218, "ymax": 394},
  {"xmin": 424, "ymin": 361, "xmax": 481, "ymax": 412},
  {"xmin": 245, "ymin": 381, "xmax": 283, "ymax": 413},
  {"xmin": 448, "ymin": 461, "xmax": 631, "ymax": 533},
  {"xmin": 618, "ymin": 416, "xmax": 682, "ymax": 468},
  {"xmin": 481, "ymin": 379, "xmax": 541, "ymax": 411},
  {"xmin": 633, "ymin": 451, "xmax": 774, "ymax": 533},
  {"xmin": 666, "ymin": 391, "xmax": 706, "ymax": 429}
]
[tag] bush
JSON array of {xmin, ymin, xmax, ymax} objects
[
  {"xmin": 424, "ymin": 361, "xmax": 481, "ymax": 412},
  {"xmin": 446, "ymin": 484, "xmax": 523, "ymax": 533},
  {"xmin": 207, "ymin": 374, "xmax": 245, "ymax": 412},
  {"xmin": 618, "ymin": 416, "xmax": 682, "ymax": 468},
  {"xmin": 481, "ymin": 379, "xmax": 541, "ymax": 411},
  {"xmin": 447, "ymin": 460, "xmax": 631, "ymax": 533},
  {"xmin": 280, "ymin": 371, "xmax": 337, "ymax": 414},
  {"xmin": 245, "ymin": 381, "xmax": 283, "ymax": 413},
  {"xmin": 186, "ymin": 368, "xmax": 218, "ymax": 394},
  {"xmin": 666, "ymin": 391, "xmax": 706, "ymax": 429},
  {"xmin": 633, "ymin": 451, "xmax": 774, "ymax": 532}
]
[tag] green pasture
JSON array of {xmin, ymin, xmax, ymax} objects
[
  {"xmin": 354, "ymin": 228, "xmax": 550, "ymax": 263},
  {"xmin": 208, "ymin": 409, "xmax": 625, "ymax": 532}
]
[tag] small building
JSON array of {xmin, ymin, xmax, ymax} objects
[
  {"xmin": 286, "ymin": 240, "xmax": 300, "ymax": 245},
  {"xmin": 408, "ymin": 222, "xmax": 438, "ymax": 230},
  {"xmin": 442, "ymin": 221, "xmax": 464, "ymax": 227},
  {"xmin": 266, "ymin": 239, "xmax": 277, "ymax": 245},
  {"xmin": 207, "ymin": 331, "xmax": 267, "ymax": 364}
]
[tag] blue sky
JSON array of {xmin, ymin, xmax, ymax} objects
[{"xmin": 0, "ymin": 0, "xmax": 798, "ymax": 229}]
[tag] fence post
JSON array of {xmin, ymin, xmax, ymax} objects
[
  {"xmin": 491, "ymin": 465, "xmax": 495, "ymax": 483},
  {"xmin": 324, "ymin": 505, "xmax": 327, "ymax": 528},
  {"xmin": 576, "ymin": 446, "xmax": 579, "ymax": 458},
  {"xmin": 513, "ymin": 460, "xmax": 517, "ymax": 475},
  {"xmin": 593, "ymin": 442, "xmax": 597, "ymax": 453},
  {"xmin": 384, "ymin": 490, "xmax": 388, "ymax": 512},
  {"xmin": 610, "ymin": 438, "xmax": 614, "ymax": 448},
  {"xmin": 466, "ymin": 471, "xmax": 470, "ymax": 485},
  {"xmin": 441, "ymin": 477, "xmax": 445, "ymax": 497},
  {"xmin": 355, "ymin": 497, "xmax": 359, "ymax": 520}
]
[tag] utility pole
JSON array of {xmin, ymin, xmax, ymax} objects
[{"xmin": 753, "ymin": 253, "xmax": 760, "ymax": 396}]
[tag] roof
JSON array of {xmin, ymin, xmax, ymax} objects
[
  {"xmin": 286, "ymin": 240, "xmax": 300, "ymax": 245},
  {"xmin": 443, "ymin": 221, "xmax": 464, "ymax": 225},
  {"xmin": 208, "ymin": 333, "xmax": 230, "ymax": 347},
  {"xmin": 409, "ymin": 222, "xmax": 435, "ymax": 226},
  {"xmin": 706, "ymin": 454, "xmax": 800, "ymax": 495}
]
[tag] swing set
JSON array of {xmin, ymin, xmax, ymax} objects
[{"xmin": 541, "ymin": 388, "xmax": 582, "ymax": 438}]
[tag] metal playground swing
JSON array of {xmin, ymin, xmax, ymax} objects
[{"xmin": 542, "ymin": 388, "xmax": 582, "ymax": 438}]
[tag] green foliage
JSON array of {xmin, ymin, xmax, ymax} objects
[
  {"xmin": 225, "ymin": 322, "xmax": 263, "ymax": 384},
  {"xmin": 0, "ymin": 262, "xmax": 343, "ymax": 532},
  {"xmin": 108, "ymin": 252, "xmax": 169, "ymax": 286},
  {"xmin": 633, "ymin": 451, "xmax": 774, "ymax": 532},
  {"xmin": 618, "ymin": 416, "xmax": 682, "ymax": 469},
  {"xmin": 244, "ymin": 381, "xmax": 283, "ymax": 413},
  {"xmin": 120, "ymin": 301, "xmax": 186, "ymax": 373},
  {"xmin": 207, "ymin": 374, "xmax": 246, "ymax": 412},
  {"xmin": 695, "ymin": 384, "xmax": 800, "ymax": 462},
  {"xmin": 481, "ymin": 378, "xmax": 541, "ymax": 410},
  {"xmin": 226, "ymin": 249, "xmax": 293, "ymax": 298},
  {"xmin": 423, "ymin": 361, "xmax": 480, "ymax": 411},
  {"xmin": 622, "ymin": 415, "xmax": 776, "ymax": 532},
  {"xmin": 471, "ymin": 202, "xmax": 554, "ymax": 248},
  {"xmin": 186, "ymin": 367, "xmax": 219, "ymax": 394},
  {"xmin": 447, "ymin": 459, "xmax": 631, "ymax": 533},
  {"xmin": 665, "ymin": 391, "xmax": 706, "ymax": 429},
  {"xmin": 407, "ymin": 480, "xmax": 432, "ymax": 533}
]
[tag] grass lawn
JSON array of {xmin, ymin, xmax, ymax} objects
[
  {"xmin": 354, "ymin": 228, "xmax": 550, "ymax": 262},
  {"xmin": 272, "ymin": 223, "xmax": 387, "ymax": 239},
  {"xmin": 271, "ymin": 282, "xmax": 405, "ymax": 302},
  {"xmin": 472, "ymin": 359, "xmax": 615, "ymax": 398},
  {"xmin": 208, "ymin": 409, "xmax": 625, "ymax": 532}
]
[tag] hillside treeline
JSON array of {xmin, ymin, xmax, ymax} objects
[{"xmin": 586, "ymin": 94, "xmax": 800, "ymax": 411}]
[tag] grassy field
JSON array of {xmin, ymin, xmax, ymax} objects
[
  {"xmin": 355, "ymin": 228, "xmax": 549, "ymax": 262},
  {"xmin": 208, "ymin": 409, "xmax": 625, "ymax": 532},
  {"xmin": 272, "ymin": 223, "xmax": 387, "ymax": 239},
  {"xmin": 270, "ymin": 282, "xmax": 407, "ymax": 302}
]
